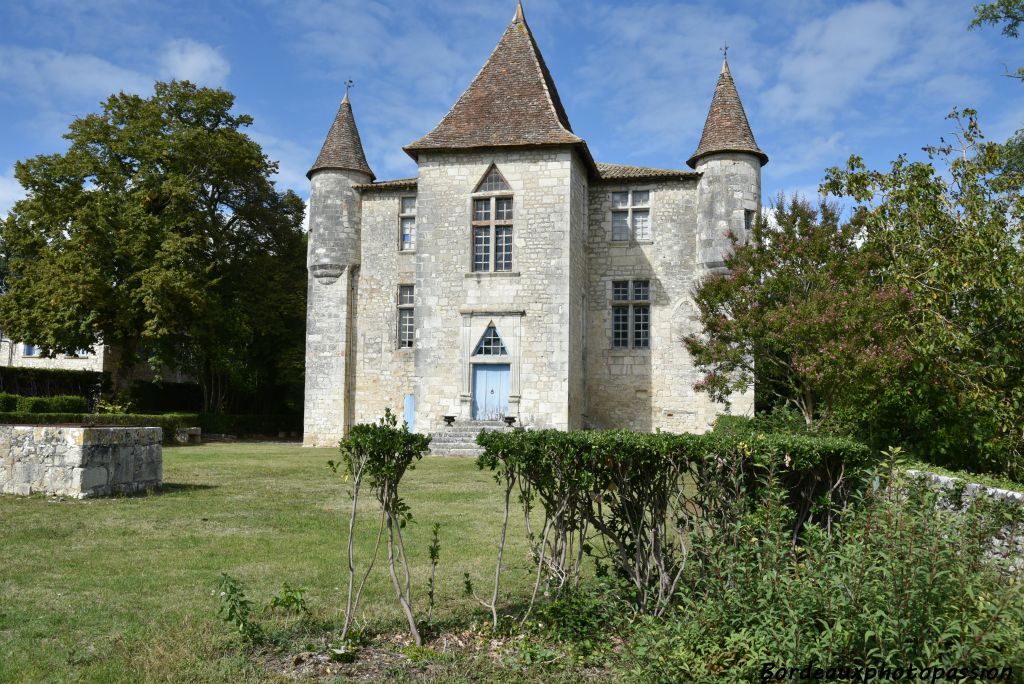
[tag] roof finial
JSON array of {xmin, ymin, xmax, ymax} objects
[
  {"xmin": 514, "ymin": 0, "xmax": 525, "ymax": 23},
  {"xmin": 721, "ymin": 43, "xmax": 729, "ymax": 60},
  {"xmin": 343, "ymin": 79, "xmax": 354, "ymax": 102}
]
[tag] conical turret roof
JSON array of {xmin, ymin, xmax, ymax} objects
[
  {"xmin": 687, "ymin": 58, "xmax": 768, "ymax": 168},
  {"xmin": 308, "ymin": 93, "xmax": 375, "ymax": 180},
  {"xmin": 404, "ymin": 2, "xmax": 583, "ymax": 157}
]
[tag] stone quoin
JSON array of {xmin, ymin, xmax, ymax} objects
[{"xmin": 303, "ymin": 2, "xmax": 766, "ymax": 447}]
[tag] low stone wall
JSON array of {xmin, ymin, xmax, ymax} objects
[
  {"xmin": 907, "ymin": 469, "xmax": 1024, "ymax": 573},
  {"xmin": 0, "ymin": 425, "xmax": 162, "ymax": 498}
]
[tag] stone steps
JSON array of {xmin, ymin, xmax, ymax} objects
[{"xmin": 428, "ymin": 421, "xmax": 511, "ymax": 457}]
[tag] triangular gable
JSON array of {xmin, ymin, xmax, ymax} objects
[
  {"xmin": 473, "ymin": 325, "xmax": 509, "ymax": 356},
  {"xmin": 475, "ymin": 165, "xmax": 511, "ymax": 193}
]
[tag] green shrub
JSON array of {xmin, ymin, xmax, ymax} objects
[
  {"xmin": 476, "ymin": 428, "xmax": 876, "ymax": 616},
  {"xmin": 15, "ymin": 395, "xmax": 89, "ymax": 413},
  {"xmin": 625, "ymin": 476, "xmax": 1024, "ymax": 683},
  {"xmin": 0, "ymin": 367, "xmax": 108, "ymax": 401},
  {"xmin": 0, "ymin": 393, "xmax": 19, "ymax": 412}
]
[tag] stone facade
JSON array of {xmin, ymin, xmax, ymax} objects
[
  {"xmin": 303, "ymin": 7, "xmax": 764, "ymax": 445},
  {"xmin": 0, "ymin": 425, "xmax": 162, "ymax": 498}
]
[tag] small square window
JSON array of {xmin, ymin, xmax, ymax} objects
[
  {"xmin": 612, "ymin": 192, "xmax": 630, "ymax": 209},
  {"xmin": 632, "ymin": 191, "xmax": 650, "ymax": 207},
  {"xmin": 612, "ymin": 281, "xmax": 630, "ymax": 301},
  {"xmin": 401, "ymin": 197, "xmax": 416, "ymax": 215},
  {"xmin": 495, "ymin": 197, "xmax": 513, "ymax": 220},
  {"xmin": 473, "ymin": 199, "xmax": 491, "ymax": 221},
  {"xmin": 399, "ymin": 285, "xmax": 415, "ymax": 306},
  {"xmin": 633, "ymin": 280, "xmax": 650, "ymax": 301}
]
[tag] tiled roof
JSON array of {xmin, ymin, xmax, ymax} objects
[
  {"xmin": 308, "ymin": 93, "xmax": 376, "ymax": 181},
  {"xmin": 687, "ymin": 58, "xmax": 768, "ymax": 168},
  {"xmin": 404, "ymin": 3, "xmax": 583, "ymax": 157},
  {"xmin": 353, "ymin": 178, "xmax": 418, "ymax": 192},
  {"xmin": 595, "ymin": 162, "xmax": 699, "ymax": 182}
]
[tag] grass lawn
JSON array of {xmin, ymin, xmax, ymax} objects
[{"xmin": 0, "ymin": 443, "xmax": 546, "ymax": 683}]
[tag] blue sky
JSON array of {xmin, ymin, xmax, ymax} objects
[{"xmin": 1, "ymin": 0, "xmax": 1022, "ymax": 221}]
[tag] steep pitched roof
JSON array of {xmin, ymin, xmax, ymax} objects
[
  {"xmin": 404, "ymin": 2, "xmax": 583, "ymax": 157},
  {"xmin": 308, "ymin": 93, "xmax": 375, "ymax": 180},
  {"xmin": 687, "ymin": 58, "xmax": 768, "ymax": 168}
]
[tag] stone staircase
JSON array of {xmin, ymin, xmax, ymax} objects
[{"xmin": 429, "ymin": 420, "xmax": 510, "ymax": 457}]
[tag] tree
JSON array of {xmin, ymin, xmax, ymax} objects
[
  {"xmin": 971, "ymin": 0, "xmax": 1024, "ymax": 80},
  {"xmin": 823, "ymin": 110, "xmax": 1024, "ymax": 479},
  {"xmin": 0, "ymin": 81, "xmax": 306, "ymax": 410},
  {"xmin": 684, "ymin": 196, "xmax": 912, "ymax": 427}
]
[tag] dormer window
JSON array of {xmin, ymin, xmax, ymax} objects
[{"xmin": 471, "ymin": 165, "xmax": 514, "ymax": 273}]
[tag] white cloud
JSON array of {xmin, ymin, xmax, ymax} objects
[
  {"xmin": 158, "ymin": 39, "xmax": 230, "ymax": 87},
  {"xmin": 0, "ymin": 46, "xmax": 151, "ymax": 101},
  {"xmin": 0, "ymin": 172, "xmax": 25, "ymax": 218}
]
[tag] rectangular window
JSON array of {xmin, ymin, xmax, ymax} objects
[
  {"xmin": 22, "ymin": 344, "xmax": 38, "ymax": 357},
  {"xmin": 471, "ymin": 195, "xmax": 514, "ymax": 272},
  {"xmin": 612, "ymin": 212, "xmax": 630, "ymax": 241},
  {"xmin": 397, "ymin": 285, "xmax": 414, "ymax": 349},
  {"xmin": 495, "ymin": 226, "xmax": 513, "ymax": 272},
  {"xmin": 610, "ymin": 279, "xmax": 651, "ymax": 349},
  {"xmin": 399, "ymin": 197, "xmax": 416, "ymax": 251},
  {"xmin": 400, "ymin": 217, "xmax": 416, "ymax": 251},
  {"xmin": 473, "ymin": 228, "xmax": 491, "ymax": 272},
  {"xmin": 610, "ymin": 190, "xmax": 653, "ymax": 242},
  {"xmin": 612, "ymin": 307, "xmax": 630, "ymax": 348}
]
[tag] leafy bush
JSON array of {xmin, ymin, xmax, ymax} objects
[
  {"xmin": 332, "ymin": 409, "xmax": 432, "ymax": 645},
  {"xmin": 625, "ymin": 476, "xmax": 1024, "ymax": 683},
  {"xmin": 0, "ymin": 393, "xmax": 19, "ymax": 412},
  {"xmin": 477, "ymin": 428, "xmax": 875, "ymax": 616},
  {"xmin": 16, "ymin": 395, "xmax": 89, "ymax": 413}
]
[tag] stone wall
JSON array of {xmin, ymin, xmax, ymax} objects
[
  {"xmin": 413, "ymin": 148, "xmax": 579, "ymax": 432},
  {"xmin": 584, "ymin": 176, "xmax": 748, "ymax": 432},
  {"xmin": 0, "ymin": 426, "xmax": 162, "ymax": 498},
  {"xmin": 351, "ymin": 189, "xmax": 417, "ymax": 427}
]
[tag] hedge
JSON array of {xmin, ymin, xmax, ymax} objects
[
  {"xmin": 0, "ymin": 367, "xmax": 108, "ymax": 400},
  {"xmin": 14, "ymin": 395, "xmax": 89, "ymax": 414},
  {"xmin": 0, "ymin": 411, "xmax": 301, "ymax": 441},
  {"xmin": 475, "ymin": 427, "xmax": 875, "ymax": 614},
  {"xmin": 0, "ymin": 412, "xmax": 199, "ymax": 444}
]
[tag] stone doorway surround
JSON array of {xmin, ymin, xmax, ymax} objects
[{"xmin": 458, "ymin": 307, "xmax": 524, "ymax": 421}]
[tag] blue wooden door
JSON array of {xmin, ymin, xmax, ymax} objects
[
  {"xmin": 472, "ymin": 364, "xmax": 510, "ymax": 420},
  {"xmin": 403, "ymin": 394, "xmax": 415, "ymax": 432}
]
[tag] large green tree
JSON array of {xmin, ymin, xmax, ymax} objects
[
  {"xmin": 823, "ymin": 110, "xmax": 1024, "ymax": 479},
  {"xmin": 683, "ymin": 196, "xmax": 912, "ymax": 428},
  {"xmin": 0, "ymin": 81, "xmax": 306, "ymax": 411}
]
